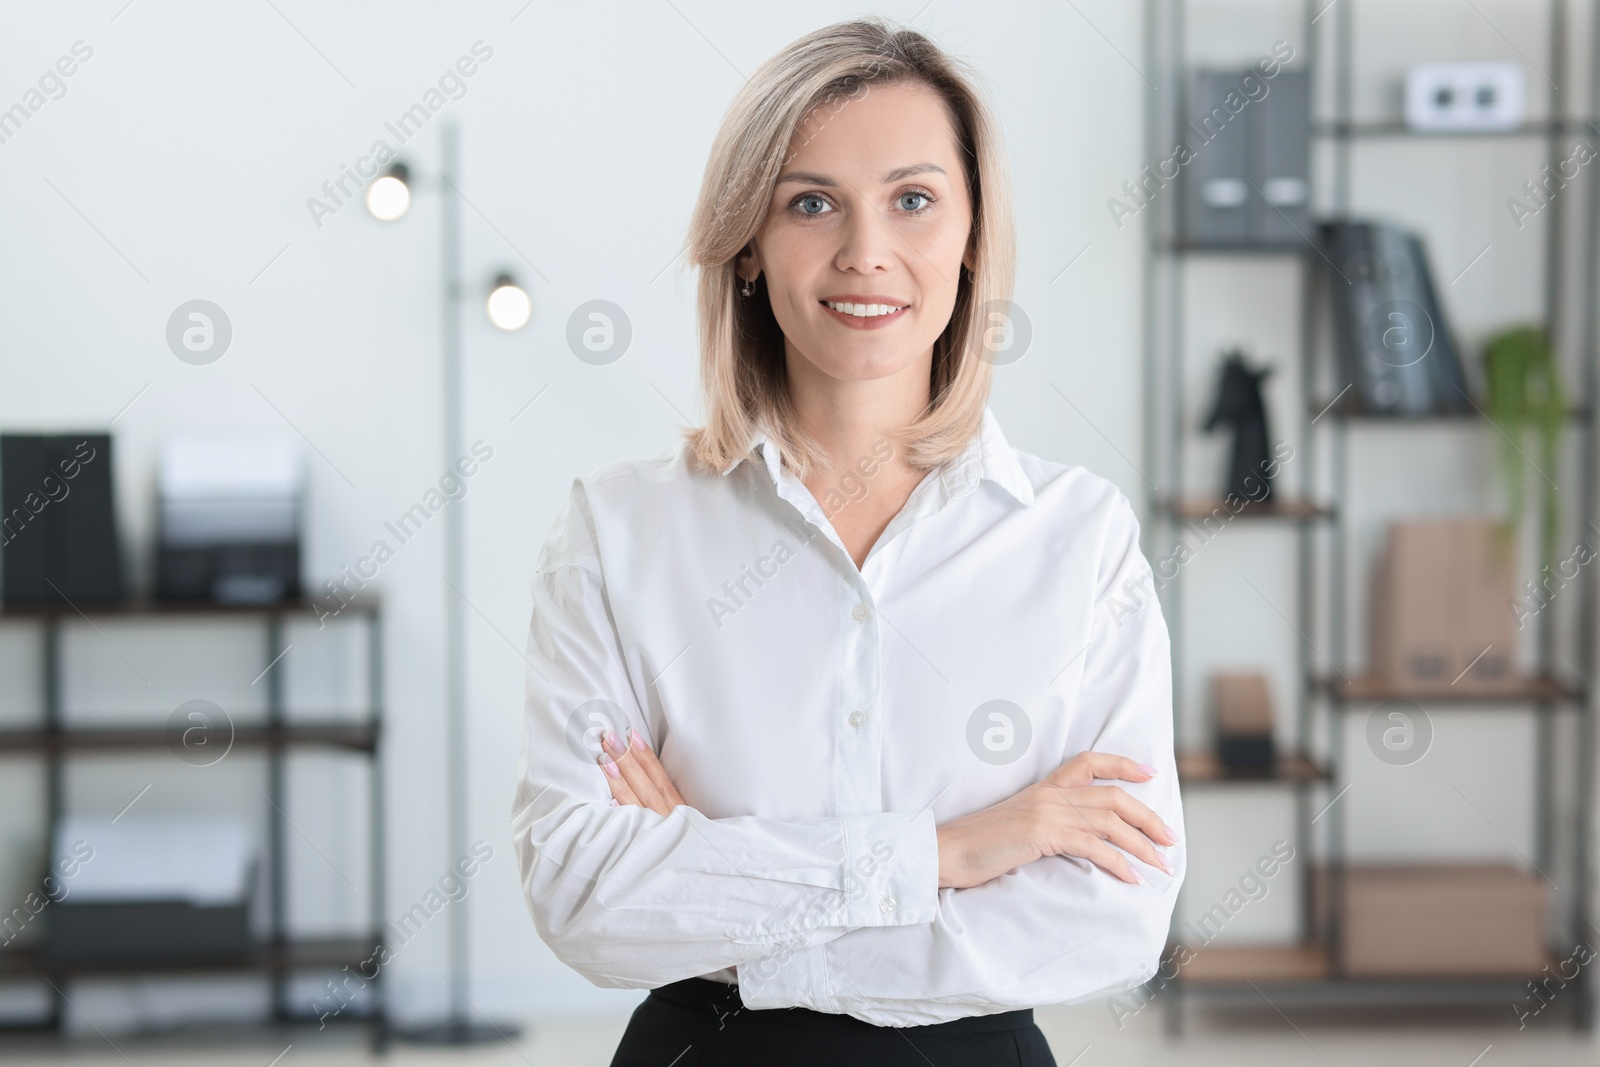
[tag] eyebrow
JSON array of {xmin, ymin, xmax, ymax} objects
[{"xmin": 775, "ymin": 162, "xmax": 947, "ymax": 187}]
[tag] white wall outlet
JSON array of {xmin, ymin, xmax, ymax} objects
[{"xmin": 1404, "ymin": 62, "xmax": 1526, "ymax": 131}]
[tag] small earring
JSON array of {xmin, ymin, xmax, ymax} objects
[{"xmin": 740, "ymin": 275, "xmax": 755, "ymax": 297}]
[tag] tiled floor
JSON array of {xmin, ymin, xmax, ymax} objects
[{"xmin": 0, "ymin": 1000, "xmax": 1594, "ymax": 1065}]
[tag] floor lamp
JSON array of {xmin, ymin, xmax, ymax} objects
[{"xmin": 365, "ymin": 118, "xmax": 530, "ymax": 1045}]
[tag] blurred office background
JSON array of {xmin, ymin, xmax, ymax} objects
[{"xmin": 1, "ymin": 0, "xmax": 1598, "ymax": 1063}]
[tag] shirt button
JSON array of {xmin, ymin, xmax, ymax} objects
[
  {"xmin": 879, "ymin": 896, "xmax": 897, "ymax": 914},
  {"xmin": 848, "ymin": 710, "xmax": 866, "ymax": 728},
  {"xmin": 852, "ymin": 603, "xmax": 869, "ymax": 621}
]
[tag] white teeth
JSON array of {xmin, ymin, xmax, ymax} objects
[{"xmin": 825, "ymin": 301, "xmax": 905, "ymax": 317}]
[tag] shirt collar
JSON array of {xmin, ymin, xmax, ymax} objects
[
  {"xmin": 719, "ymin": 406, "xmax": 1035, "ymax": 508},
  {"xmin": 720, "ymin": 425, "xmax": 785, "ymax": 489}
]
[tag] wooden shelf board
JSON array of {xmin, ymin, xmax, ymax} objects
[
  {"xmin": 1312, "ymin": 118, "xmax": 1597, "ymax": 139},
  {"xmin": 0, "ymin": 596, "xmax": 378, "ymax": 620},
  {"xmin": 1174, "ymin": 940, "xmax": 1564, "ymax": 987},
  {"xmin": 1175, "ymin": 941, "xmax": 1330, "ymax": 984},
  {"xmin": 0, "ymin": 936, "xmax": 382, "ymax": 978},
  {"xmin": 1160, "ymin": 496, "xmax": 1332, "ymax": 522},
  {"xmin": 1155, "ymin": 241, "xmax": 1310, "ymax": 256},
  {"xmin": 1305, "ymin": 401, "xmax": 1589, "ymax": 424},
  {"xmin": 0, "ymin": 721, "xmax": 379, "ymax": 754},
  {"xmin": 1319, "ymin": 674, "xmax": 1584, "ymax": 704},
  {"xmin": 1178, "ymin": 750, "xmax": 1329, "ymax": 784},
  {"xmin": 1332, "ymin": 956, "xmax": 1565, "ymax": 982}
]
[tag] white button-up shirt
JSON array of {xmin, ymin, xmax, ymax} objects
[{"xmin": 511, "ymin": 406, "xmax": 1185, "ymax": 1027}]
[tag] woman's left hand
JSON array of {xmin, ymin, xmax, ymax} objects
[{"xmin": 598, "ymin": 727, "xmax": 689, "ymax": 816}]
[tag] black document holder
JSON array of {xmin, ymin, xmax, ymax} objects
[{"xmin": 1, "ymin": 433, "xmax": 123, "ymax": 605}]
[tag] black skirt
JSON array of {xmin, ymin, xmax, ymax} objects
[{"xmin": 608, "ymin": 977, "xmax": 1059, "ymax": 1066}]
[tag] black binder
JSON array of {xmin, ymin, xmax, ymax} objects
[
  {"xmin": 1, "ymin": 433, "xmax": 123, "ymax": 605},
  {"xmin": 1320, "ymin": 222, "xmax": 1473, "ymax": 416}
]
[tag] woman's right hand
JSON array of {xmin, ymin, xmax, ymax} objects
[{"xmin": 934, "ymin": 751, "xmax": 1179, "ymax": 889}]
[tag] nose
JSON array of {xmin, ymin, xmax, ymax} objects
[{"xmin": 833, "ymin": 202, "xmax": 897, "ymax": 275}]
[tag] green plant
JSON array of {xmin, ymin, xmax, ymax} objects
[{"xmin": 1483, "ymin": 324, "xmax": 1567, "ymax": 575}]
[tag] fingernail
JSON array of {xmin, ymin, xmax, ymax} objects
[
  {"xmin": 1155, "ymin": 855, "xmax": 1173, "ymax": 874},
  {"xmin": 1130, "ymin": 869, "xmax": 1145, "ymax": 884},
  {"xmin": 1136, "ymin": 763, "xmax": 1158, "ymax": 776},
  {"xmin": 1164, "ymin": 823, "xmax": 1181, "ymax": 844},
  {"xmin": 629, "ymin": 727, "xmax": 645, "ymax": 752},
  {"xmin": 609, "ymin": 797, "xmax": 619, "ymax": 806},
  {"xmin": 597, "ymin": 752, "xmax": 619, "ymax": 778},
  {"xmin": 602, "ymin": 729, "xmax": 619, "ymax": 755}
]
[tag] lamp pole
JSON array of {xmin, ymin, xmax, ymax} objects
[
  {"xmin": 386, "ymin": 117, "xmax": 522, "ymax": 1046},
  {"xmin": 441, "ymin": 116, "xmax": 474, "ymax": 1041}
]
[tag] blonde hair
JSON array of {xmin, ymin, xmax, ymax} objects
[{"xmin": 679, "ymin": 16, "xmax": 1015, "ymax": 480}]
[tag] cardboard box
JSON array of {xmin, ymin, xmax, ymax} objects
[
  {"xmin": 1212, "ymin": 672, "xmax": 1274, "ymax": 733},
  {"xmin": 1452, "ymin": 520, "xmax": 1519, "ymax": 689},
  {"xmin": 1370, "ymin": 519, "xmax": 1518, "ymax": 693},
  {"xmin": 1210, "ymin": 671, "xmax": 1276, "ymax": 771},
  {"xmin": 1315, "ymin": 863, "xmax": 1548, "ymax": 976}
]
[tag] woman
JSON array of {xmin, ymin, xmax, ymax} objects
[{"xmin": 511, "ymin": 16, "xmax": 1184, "ymax": 1066}]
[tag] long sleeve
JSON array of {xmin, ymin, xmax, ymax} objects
[
  {"xmin": 510, "ymin": 481, "xmax": 943, "ymax": 989},
  {"xmin": 734, "ymin": 490, "xmax": 1186, "ymax": 1026}
]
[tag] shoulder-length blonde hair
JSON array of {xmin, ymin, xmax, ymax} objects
[{"xmin": 680, "ymin": 16, "xmax": 1015, "ymax": 480}]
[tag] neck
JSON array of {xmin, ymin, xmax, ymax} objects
[{"xmin": 784, "ymin": 346, "xmax": 934, "ymax": 477}]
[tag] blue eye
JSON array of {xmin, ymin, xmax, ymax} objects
[{"xmin": 786, "ymin": 188, "xmax": 937, "ymax": 218}]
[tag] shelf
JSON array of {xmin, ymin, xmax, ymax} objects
[
  {"xmin": 1153, "ymin": 239, "xmax": 1310, "ymax": 257},
  {"xmin": 1308, "ymin": 399, "xmax": 1590, "ymax": 424},
  {"xmin": 0, "ymin": 721, "xmax": 379, "ymax": 755},
  {"xmin": 1142, "ymin": 0, "xmax": 1599, "ymax": 1034},
  {"xmin": 1172, "ymin": 940, "xmax": 1562, "ymax": 987},
  {"xmin": 1317, "ymin": 674, "xmax": 1584, "ymax": 705},
  {"xmin": 0, "ymin": 596, "xmax": 378, "ymax": 620},
  {"xmin": 1312, "ymin": 119, "xmax": 1598, "ymax": 140},
  {"xmin": 1174, "ymin": 941, "xmax": 1331, "ymax": 984},
  {"xmin": 1178, "ymin": 750, "xmax": 1329, "ymax": 785},
  {"xmin": 0, "ymin": 935, "xmax": 383, "ymax": 978},
  {"xmin": 1309, "ymin": 398, "xmax": 1480, "ymax": 421},
  {"xmin": 1158, "ymin": 496, "xmax": 1333, "ymax": 523}
]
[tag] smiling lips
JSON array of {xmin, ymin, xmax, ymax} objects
[{"xmin": 819, "ymin": 295, "xmax": 910, "ymax": 330}]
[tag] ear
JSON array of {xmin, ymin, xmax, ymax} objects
[
  {"xmin": 961, "ymin": 242, "xmax": 976, "ymax": 277},
  {"xmin": 735, "ymin": 240, "xmax": 761, "ymax": 284}
]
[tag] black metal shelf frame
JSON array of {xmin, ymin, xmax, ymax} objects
[
  {"xmin": 1142, "ymin": 0, "xmax": 1600, "ymax": 1034},
  {"xmin": 0, "ymin": 599, "xmax": 387, "ymax": 1048}
]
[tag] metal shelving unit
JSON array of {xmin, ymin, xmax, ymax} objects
[
  {"xmin": 1142, "ymin": 0, "xmax": 1600, "ymax": 1032},
  {"xmin": 0, "ymin": 597, "xmax": 388, "ymax": 1049}
]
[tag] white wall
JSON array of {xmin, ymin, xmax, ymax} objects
[
  {"xmin": 0, "ymin": 0, "xmax": 1151, "ymax": 1027},
  {"xmin": 0, "ymin": 0, "xmax": 1588, "ymax": 1032}
]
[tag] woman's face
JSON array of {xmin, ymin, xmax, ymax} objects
[{"xmin": 738, "ymin": 81, "xmax": 975, "ymax": 389}]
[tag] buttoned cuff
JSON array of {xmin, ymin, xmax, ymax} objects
[
  {"xmin": 737, "ymin": 924, "xmax": 833, "ymax": 1011},
  {"xmin": 840, "ymin": 807, "xmax": 941, "ymax": 928},
  {"xmin": 735, "ymin": 808, "xmax": 940, "ymax": 1011}
]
